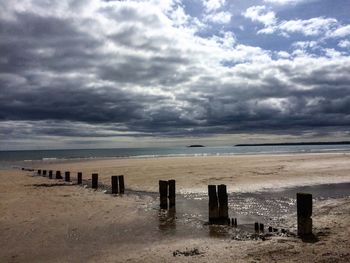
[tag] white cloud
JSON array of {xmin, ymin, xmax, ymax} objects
[
  {"xmin": 338, "ymin": 39, "xmax": 350, "ymax": 49},
  {"xmin": 292, "ymin": 41, "xmax": 319, "ymax": 50},
  {"xmin": 328, "ymin": 24, "xmax": 350, "ymax": 38},
  {"xmin": 276, "ymin": 51, "xmax": 291, "ymax": 59},
  {"xmin": 263, "ymin": 0, "xmax": 305, "ymax": 5},
  {"xmin": 204, "ymin": 11, "xmax": 231, "ymax": 24},
  {"xmin": 211, "ymin": 32, "xmax": 236, "ymax": 48},
  {"xmin": 278, "ymin": 17, "xmax": 338, "ymax": 36},
  {"xmin": 323, "ymin": 48, "xmax": 343, "ymax": 58},
  {"xmin": 202, "ymin": 0, "xmax": 226, "ymax": 13},
  {"xmin": 257, "ymin": 26, "xmax": 276, "ymax": 34},
  {"xmin": 243, "ymin": 5, "xmax": 276, "ymax": 26},
  {"xmin": 251, "ymin": 15, "xmax": 340, "ymax": 37},
  {"xmin": 243, "ymin": 5, "xmax": 346, "ymax": 39}
]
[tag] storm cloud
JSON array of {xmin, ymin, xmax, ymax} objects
[{"xmin": 1, "ymin": 0, "xmax": 350, "ymax": 148}]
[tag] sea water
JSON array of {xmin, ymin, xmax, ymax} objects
[{"xmin": 1, "ymin": 144, "xmax": 350, "ymax": 162}]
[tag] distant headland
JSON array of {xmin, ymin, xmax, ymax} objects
[
  {"xmin": 187, "ymin": 145, "xmax": 205, "ymax": 147},
  {"xmin": 235, "ymin": 141, "xmax": 350, "ymax": 147}
]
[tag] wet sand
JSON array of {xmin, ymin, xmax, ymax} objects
[{"xmin": 1, "ymin": 153, "xmax": 350, "ymax": 262}]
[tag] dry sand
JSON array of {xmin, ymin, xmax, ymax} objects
[{"xmin": 1, "ymin": 153, "xmax": 350, "ymax": 262}]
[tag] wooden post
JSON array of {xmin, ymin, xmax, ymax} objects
[
  {"xmin": 254, "ymin": 222, "xmax": 259, "ymax": 233},
  {"xmin": 92, "ymin": 173, "xmax": 98, "ymax": 189},
  {"xmin": 56, "ymin": 171, "xmax": 62, "ymax": 179},
  {"xmin": 208, "ymin": 185, "xmax": 219, "ymax": 224},
  {"xmin": 43, "ymin": 170, "xmax": 47, "ymax": 176},
  {"xmin": 118, "ymin": 175, "xmax": 125, "ymax": 194},
  {"xmin": 48, "ymin": 170, "xmax": 53, "ymax": 179},
  {"xmin": 218, "ymin": 184, "xmax": 228, "ymax": 223},
  {"xmin": 65, "ymin": 171, "xmax": 70, "ymax": 182},
  {"xmin": 259, "ymin": 223, "xmax": 264, "ymax": 233},
  {"xmin": 111, "ymin": 176, "xmax": 119, "ymax": 194},
  {"xmin": 168, "ymin": 179, "xmax": 176, "ymax": 208},
  {"xmin": 38, "ymin": 169, "xmax": 41, "ymax": 176},
  {"xmin": 297, "ymin": 193, "xmax": 312, "ymax": 236},
  {"xmin": 159, "ymin": 180, "xmax": 168, "ymax": 209},
  {"xmin": 77, "ymin": 172, "xmax": 82, "ymax": 184}
]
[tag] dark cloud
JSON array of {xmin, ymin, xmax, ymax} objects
[{"xmin": 0, "ymin": 0, "xmax": 350, "ymax": 147}]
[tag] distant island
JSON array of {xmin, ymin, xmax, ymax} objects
[
  {"xmin": 187, "ymin": 145, "xmax": 205, "ymax": 147},
  {"xmin": 235, "ymin": 141, "xmax": 350, "ymax": 147}
]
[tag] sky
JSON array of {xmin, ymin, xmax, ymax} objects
[{"xmin": 1, "ymin": 0, "xmax": 350, "ymax": 150}]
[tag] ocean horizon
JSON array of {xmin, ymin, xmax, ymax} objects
[{"xmin": 1, "ymin": 144, "xmax": 350, "ymax": 162}]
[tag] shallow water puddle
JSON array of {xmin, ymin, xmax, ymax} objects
[{"xmin": 142, "ymin": 182, "xmax": 350, "ymax": 239}]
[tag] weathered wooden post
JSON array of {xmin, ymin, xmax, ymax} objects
[
  {"xmin": 111, "ymin": 176, "xmax": 119, "ymax": 194},
  {"xmin": 231, "ymin": 218, "xmax": 237, "ymax": 227},
  {"xmin": 48, "ymin": 170, "xmax": 53, "ymax": 179},
  {"xmin": 77, "ymin": 172, "xmax": 82, "ymax": 184},
  {"xmin": 118, "ymin": 175, "xmax": 125, "ymax": 194},
  {"xmin": 254, "ymin": 222, "xmax": 259, "ymax": 233},
  {"xmin": 297, "ymin": 193, "xmax": 312, "ymax": 236},
  {"xmin": 92, "ymin": 173, "xmax": 98, "ymax": 189},
  {"xmin": 37, "ymin": 169, "xmax": 41, "ymax": 176},
  {"xmin": 168, "ymin": 179, "xmax": 176, "ymax": 208},
  {"xmin": 208, "ymin": 185, "xmax": 219, "ymax": 224},
  {"xmin": 218, "ymin": 184, "xmax": 228, "ymax": 224},
  {"xmin": 159, "ymin": 180, "xmax": 168, "ymax": 209},
  {"xmin": 259, "ymin": 223, "xmax": 264, "ymax": 233},
  {"xmin": 65, "ymin": 171, "xmax": 70, "ymax": 182},
  {"xmin": 56, "ymin": 171, "xmax": 62, "ymax": 179},
  {"xmin": 43, "ymin": 170, "xmax": 47, "ymax": 176}
]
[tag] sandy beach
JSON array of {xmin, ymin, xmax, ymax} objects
[
  {"xmin": 20, "ymin": 152, "xmax": 350, "ymax": 193},
  {"xmin": 1, "ymin": 153, "xmax": 350, "ymax": 262}
]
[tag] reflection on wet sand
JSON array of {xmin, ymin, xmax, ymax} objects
[
  {"xmin": 158, "ymin": 208, "xmax": 176, "ymax": 233},
  {"xmin": 153, "ymin": 183, "xmax": 350, "ymax": 239}
]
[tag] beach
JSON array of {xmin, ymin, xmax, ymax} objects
[{"xmin": 1, "ymin": 153, "xmax": 350, "ymax": 262}]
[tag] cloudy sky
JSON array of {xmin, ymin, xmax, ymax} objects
[{"xmin": 1, "ymin": 0, "xmax": 350, "ymax": 150}]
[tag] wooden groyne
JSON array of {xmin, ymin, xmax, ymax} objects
[{"xmin": 24, "ymin": 167, "xmax": 313, "ymax": 239}]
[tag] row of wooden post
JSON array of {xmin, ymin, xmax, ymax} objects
[
  {"xmin": 35, "ymin": 169, "xmax": 313, "ymax": 237},
  {"xmin": 35, "ymin": 169, "xmax": 124, "ymax": 194}
]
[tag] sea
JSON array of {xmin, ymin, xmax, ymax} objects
[{"xmin": 1, "ymin": 144, "xmax": 350, "ymax": 162}]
